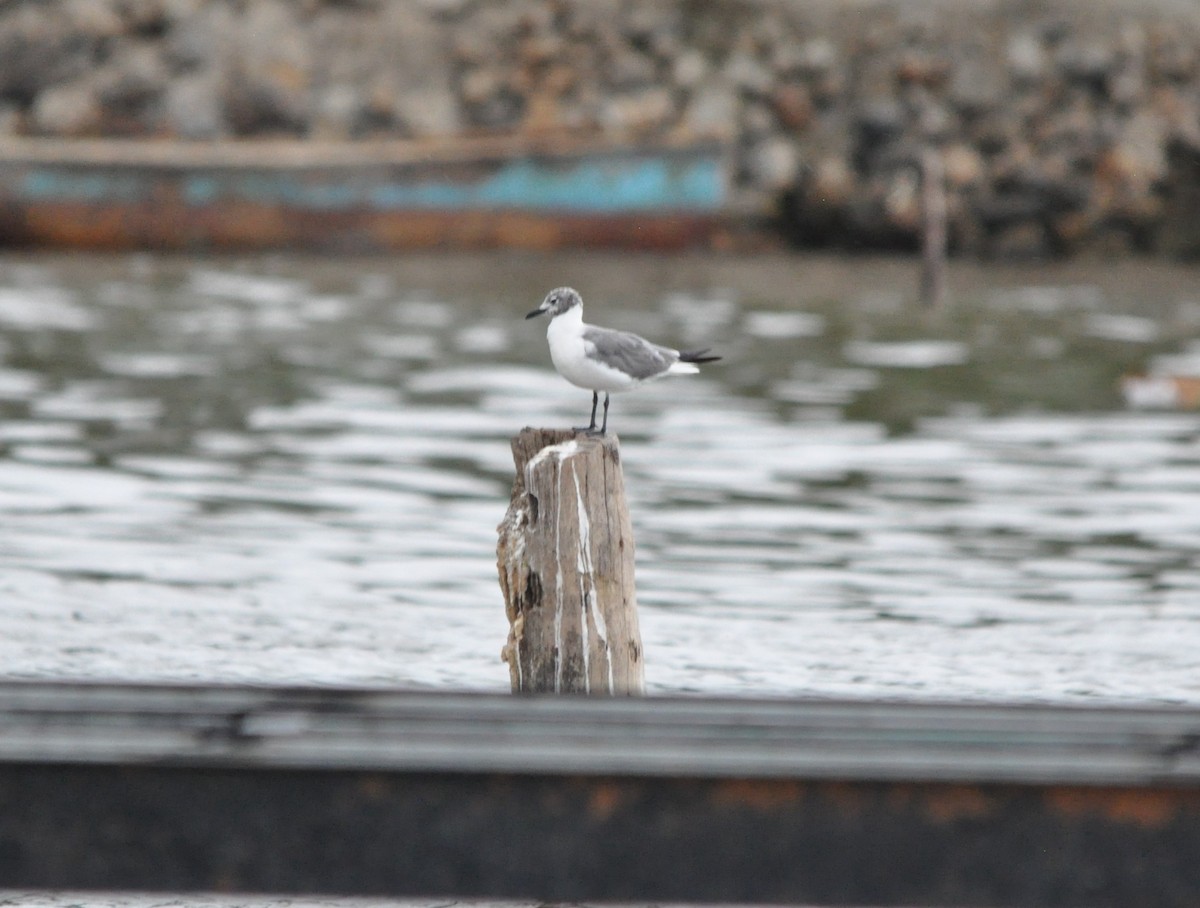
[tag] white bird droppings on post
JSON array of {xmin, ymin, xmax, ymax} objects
[{"xmin": 498, "ymin": 428, "xmax": 643, "ymax": 695}]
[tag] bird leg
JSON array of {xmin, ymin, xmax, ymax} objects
[
  {"xmin": 598, "ymin": 392, "xmax": 610, "ymax": 435},
  {"xmin": 574, "ymin": 390, "xmax": 599, "ymax": 433}
]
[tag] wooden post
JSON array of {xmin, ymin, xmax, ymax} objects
[
  {"xmin": 497, "ymin": 428, "xmax": 644, "ymax": 695},
  {"xmin": 920, "ymin": 145, "xmax": 949, "ymax": 309}
]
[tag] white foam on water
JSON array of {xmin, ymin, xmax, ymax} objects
[
  {"xmin": 844, "ymin": 340, "xmax": 970, "ymax": 368},
  {"xmin": 190, "ymin": 269, "xmax": 307, "ymax": 305},
  {"xmin": 0, "ymin": 286, "xmax": 96, "ymax": 330},
  {"xmin": 744, "ymin": 310, "xmax": 827, "ymax": 338},
  {"xmin": 1084, "ymin": 312, "xmax": 1160, "ymax": 343},
  {"xmin": 98, "ymin": 352, "xmax": 218, "ymax": 377},
  {"xmin": 0, "ymin": 368, "xmax": 43, "ymax": 399}
]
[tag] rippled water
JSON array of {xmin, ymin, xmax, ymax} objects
[{"xmin": 1, "ymin": 251, "xmax": 1198, "ymax": 702}]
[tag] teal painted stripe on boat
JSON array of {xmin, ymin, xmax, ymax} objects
[
  {"xmin": 225, "ymin": 157, "xmax": 722, "ymax": 212},
  {"xmin": 18, "ymin": 153, "xmax": 724, "ymax": 212},
  {"xmin": 366, "ymin": 158, "xmax": 723, "ymax": 211},
  {"xmin": 22, "ymin": 170, "xmax": 147, "ymax": 203},
  {"xmin": 182, "ymin": 175, "xmax": 220, "ymax": 205}
]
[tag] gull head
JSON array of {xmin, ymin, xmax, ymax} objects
[{"xmin": 525, "ymin": 286, "xmax": 582, "ymax": 320}]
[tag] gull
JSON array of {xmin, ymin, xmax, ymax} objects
[{"xmin": 525, "ymin": 286, "xmax": 720, "ymax": 435}]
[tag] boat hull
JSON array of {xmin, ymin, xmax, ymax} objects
[{"xmin": 0, "ymin": 138, "xmax": 728, "ymax": 252}]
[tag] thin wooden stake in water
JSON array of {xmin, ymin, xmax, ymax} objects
[
  {"xmin": 920, "ymin": 146, "xmax": 949, "ymax": 309},
  {"xmin": 497, "ymin": 428, "xmax": 644, "ymax": 694}
]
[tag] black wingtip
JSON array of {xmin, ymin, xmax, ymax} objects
[{"xmin": 679, "ymin": 348, "xmax": 722, "ymax": 364}]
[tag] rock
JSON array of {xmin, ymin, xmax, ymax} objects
[
  {"xmin": 461, "ymin": 62, "xmax": 527, "ymax": 130},
  {"xmin": 30, "ymin": 78, "xmax": 102, "ymax": 135},
  {"xmin": 724, "ymin": 49, "xmax": 772, "ymax": 96},
  {"xmin": 1110, "ymin": 108, "xmax": 1169, "ymax": 185},
  {"xmin": 97, "ymin": 40, "xmax": 168, "ymax": 118},
  {"xmin": 975, "ymin": 161, "xmax": 1091, "ymax": 256},
  {"xmin": 1148, "ymin": 31, "xmax": 1197, "ymax": 82},
  {"xmin": 63, "ymin": 0, "xmax": 124, "ymax": 40},
  {"xmin": 518, "ymin": 87, "xmax": 563, "ymax": 134},
  {"xmin": 374, "ymin": 3, "xmax": 458, "ymax": 134},
  {"xmin": 0, "ymin": 8, "xmax": 99, "ymax": 105},
  {"xmin": 460, "ymin": 66, "xmax": 502, "ymax": 106},
  {"xmin": 1110, "ymin": 61, "xmax": 1146, "ymax": 109},
  {"xmin": 394, "ymin": 83, "xmax": 461, "ymax": 137},
  {"xmin": 311, "ymin": 83, "xmax": 362, "ymax": 139},
  {"xmin": 769, "ymin": 41, "xmax": 805, "ymax": 78},
  {"xmin": 164, "ymin": 2, "xmax": 230, "ymax": 71},
  {"xmin": 749, "ymin": 12, "xmax": 789, "ymax": 61},
  {"xmin": 516, "ymin": 32, "xmax": 565, "ymax": 68},
  {"xmin": 780, "ymin": 154, "xmax": 856, "ymax": 246},
  {"xmin": 1056, "ymin": 39, "xmax": 1114, "ymax": 94},
  {"xmin": 605, "ymin": 46, "xmax": 658, "ymax": 91},
  {"xmin": 1048, "ymin": 208, "xmax": 1098, "ymax": 255},
  {"xmin": 745, "ymin": 135, "xmax": 800, "ymax": 191},
  {"xmin": 466, "ymin": 85, "xmax": 525, "ymax": 129},
  {"xmin": 458, "ymin": 4, "xmax": 523, "ymax": 48},
  {"xmin": 222, "ymin": 2, "xmax": 311, "ymax": 135},
  {"xmin": 1007, "ymin": 33, "xmax": 1046, "ymax": 82},
  {"xmin": 796, "ymin": 37, "xmax": 838, "ymax": 76},
  {"xmin": 561, "ymin": 0, "xmax": 623, "ymax": 41},
  {"xmin": 741, "ymin": 99, "xmax": 775, "ymax": 137},
  {"xmin": 810, "ymin": 155, "xmax": 855, "ymax": 206},
  {"xmin": 969, "ymin": 109, "xmax": 1019, "ymax": 156},
  {"xmin": 769, "ymin": 82, "xmax": 812, "ymax": 132},
  {"xmin": 949, "ymin": 57, "xmax": 1004, "ymax": 112},
  {"xmin": 450, "ymin": 29, "xmax": 493, "ymax": 67},
  {"xmin": 810, "ymin": 68, "xmax": 845, "ymax": 108},
  {"xmin": 622, "ymin": 3, "xmax": 680, "ymax": 57},
  {"xmin": 117, "ymin": 0, "xmax": 171, "ymax": 36},
  {"xmin": 162, "ymin": 68, "xmax": 224, "ymax": 138},
  {"xmin": 915, "ymin": 98, "xmax": 953, "ymax": 141},
  {"xmin": 942, "ymin": 143, "xmax": 986, "ymax": 188},
  {"xmin": 415, "ymin": 0, "xmax": 468, "ymax": 13},
  {"xmin": 683, "ymin": 78, "xmax": 738, "ymax": 139},
  {"xmin": 223, "ymin": 79, "xmax": 308, "ymax": 136},
  {"xmin": 895, "ymin": 52, "xmax": 949, "ymax": 89},
  {"xmin": 601, "ymin": 87, "xmax": 673, "ymax": 134},
  {"xmin": 671, "ymin": 48, "xmax": 708, "ymax": 89},
  {"xmin": 0, "ymin": 103, "xmax": 21, "ymax": 135},
  {"xmin": 853, "ymin": 99, "xmax": 906, "ymax": 172}
]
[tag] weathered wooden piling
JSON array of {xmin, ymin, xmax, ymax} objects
[
  {"xmin": 920, "ymin": 145, "xmax": 949, "ymax": 309},
  {"xmin": 497, "ymin": 427, "xmax": 644, "ymax": 695}
]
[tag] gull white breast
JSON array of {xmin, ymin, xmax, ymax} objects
[{"xmin": 525, "ymin": 286, "xmax": 720, "ymax": 435}]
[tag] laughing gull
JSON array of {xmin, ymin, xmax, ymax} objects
[{"xmin": 525, "ymin": 286, "xmax": 720, "ymax": 435}]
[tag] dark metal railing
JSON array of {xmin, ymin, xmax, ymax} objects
[{"xmin": 1, "ymin": 681, "xmax": 1197, "ymax": 906}]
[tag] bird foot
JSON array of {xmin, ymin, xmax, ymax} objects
[{"xmin": 573, "ymin": 425, "xmax": 605, "ymax": 436}]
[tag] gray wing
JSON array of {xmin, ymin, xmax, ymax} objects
[{"xmin": 582, "ymin": 326, "xmax": 678, "ymax": 380}]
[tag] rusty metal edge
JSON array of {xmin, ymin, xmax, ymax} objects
[
  {"xmin": 3, "ymin": 761, "xmax": 1200, "ymax": 905},
  {"xmin": 0, "ymin": 202, "xmax": 728, "ymax": 252}
]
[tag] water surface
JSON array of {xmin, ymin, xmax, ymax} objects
[{"xmin": 1, "ymin": 251, "xmax": 1197, "ymax": 701}]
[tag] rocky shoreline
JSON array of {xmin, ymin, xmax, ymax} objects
[{"xmin": 1, "ymin": 0, "xmax": 1199, "ymax": 258}]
